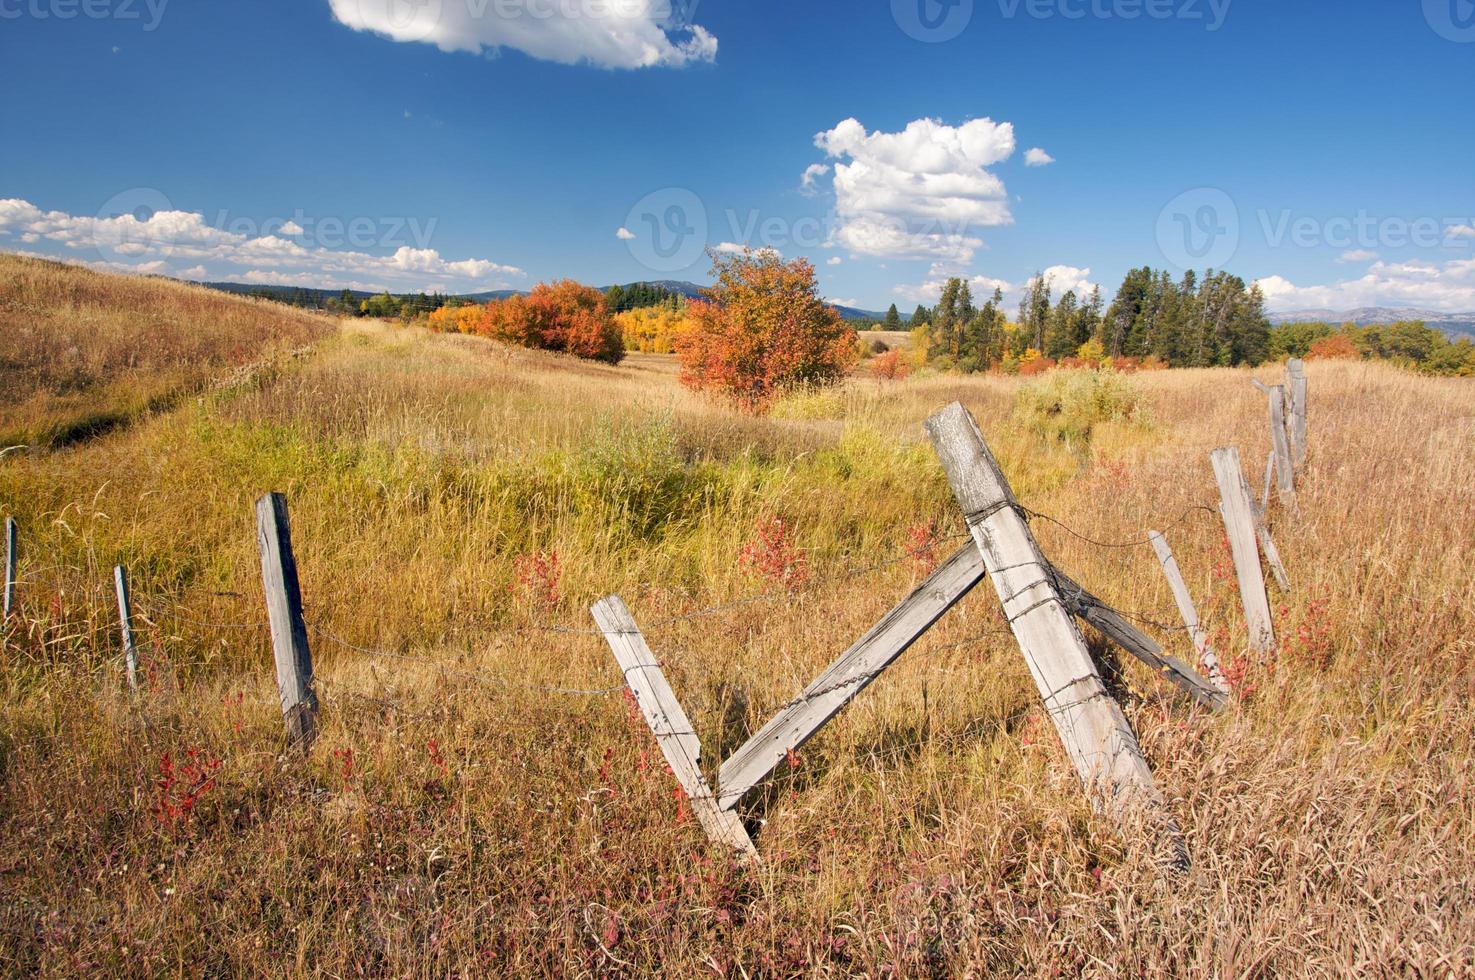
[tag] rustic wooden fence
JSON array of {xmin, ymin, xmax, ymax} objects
[{"xmin": 0, "ymin": 364, "xmax": 1310, "ymax": 869}]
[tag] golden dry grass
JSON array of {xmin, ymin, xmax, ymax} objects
[
  {"xmin": 0, "ymin": 254, "xmax": 334, "ymax": 448},
  {"xmin": 0, "ymin": 262, "xmax": 1472, "ymax": 975}
]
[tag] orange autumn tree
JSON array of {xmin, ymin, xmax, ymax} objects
[
  {"xmin": 482, "ymin": 280, "xmax": 624, "ymax": 364},
  {"xmin": 427, "ymin": 281, "xmax": 623, "ymax": 363},
  {"xmin": 1307, "ymin": 332, "xmax": 1361, "ymax": 360},
  {"xmin": 676, "ymin": 250, "xmax": 858, "ymax": 410}
]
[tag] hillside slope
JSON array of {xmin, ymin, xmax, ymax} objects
[{"xmin": 0, "ymin": 254, "xmax": 335, "ymax": 447}]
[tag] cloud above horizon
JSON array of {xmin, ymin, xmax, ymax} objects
[
  {"xmin": 0, "ymin": 197, "xmax": 525, "ymax": 294},
  {"xmin": 810, "ymin": 116, "xmax": 1018, "ymax": 265},
  {"xmin": 893, "ymin": 264, "xmax": 1097, "ymax": 307},
  {"xmin": 326, "ymin": 0, "xmax": 717, "ymax": 69},
  {"xmin": 1256, "ymin": 257, "xmax": 1475, "ymax": 313}
]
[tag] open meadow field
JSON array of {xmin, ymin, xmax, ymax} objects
[{"xmin": 1, "ymin": 258, "xmax": 1473, "ymax": 975}]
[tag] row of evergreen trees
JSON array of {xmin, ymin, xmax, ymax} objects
[
  {"xmin": 907, "ymin": 266, "xmax": 1273, "ymax": 370},
  {"xmin": 604, "ymin": 282, "xmax": 685, "ymax": 313}
]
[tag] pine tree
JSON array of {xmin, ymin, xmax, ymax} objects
[
  {"xmin": 1044, "ymin": 289, "xmax": 1078, "ymax": 360},
  {"xmin": 883, "ymin": 303, "xmax": 902, "ymax": 329},
  {"xmin": 1018, "ymin": 273, "xmax": 1051, "ymax": 352}
]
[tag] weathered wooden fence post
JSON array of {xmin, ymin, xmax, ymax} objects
[
  {"xmin": 114, "ymin": 565, "xmax": 138, "ymax": 691},
  {"xmin": 1211, "ymin": 448, "xmax": 1276, "ymax": 654},
  {"xmin": 1268, "ymin": 385, "xmax": 1297, "ymax": 511},
  {"xmin": 591, "ymin": 595, "xmax": 757, "ymax": 858},
  {"xmin": 1148, "ymin": 531, "xmax": 1226, "ymax": 692},
  {"xmin": 256, "ymin": 493, "xmax": 317, "ymax": 750},
  {"xmin": 925, "ymin": 403, "xmax": 1174, "ymax": 832},
  {"xmin": 3, "ymin": 516, "xmax": 16, "ymax": 621},
  {"xmin": 1259, "ymin": 450, "xmax": 1275, "ymax": 517},
  {"xmin": 1287, "ymin": 358, "xmax": 1308, "ymax": 469}
]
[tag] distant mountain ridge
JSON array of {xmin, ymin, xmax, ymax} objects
[
  {"xmin": 199, "ymin": 278, "xmax": 888, "ymax": 321},
  {"xmin": 1270, "ymin": 306, "xmax": 1475, "ymax": 338}
]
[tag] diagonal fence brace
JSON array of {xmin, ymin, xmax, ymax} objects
[
  {"xmin": 1049, "ymin": 564, "xmax": 1227, "ymax": 710},
  {"xmin": 716, "ymin": 541, "xmax": 988, "ymax": 810},
  {"xmin": 590, "ymin": 595, "xmax": 758, "ymax": 859}
]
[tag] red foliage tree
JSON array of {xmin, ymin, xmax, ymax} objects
[
  {"xmin": 465, "ymin": 280, "xmax": 624, "ymax": 363},
  {"xmin": 499, "ymin": 280, "xmax": 624, "ymax": 363},
  {"xmin": 1307, "ymin": 333, "xmax": 1360, "ymax": 360},
  {"xmin": 676, "ymin": 250, "xmax": 858, "ymax": 411}
]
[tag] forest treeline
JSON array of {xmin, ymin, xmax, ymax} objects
[
  {"xmin": 908, "ymin": 268, "xmax": 1272, "ymax": 372},
  {"xmin": 224, "ymin": 267, "xmax": 1473, "ymax": 378},
  {"xmin": 905, "ymin": 267, "xmax": 1475, "ymax": 377}
]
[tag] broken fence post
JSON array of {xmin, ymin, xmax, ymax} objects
[
  {"xmin": 1211, "ymin": 448, "xmax": 1276, "ymax": 654},
  {"xmin": 1147, "ymin": 531, "xmax": 1227, "ymax": 693},
  {"xmin": 591, "ymin": 595, "xmax": 757, "ymax": 858},
  {"xmin": 114, "ymin": 566, "xmax": 138, "ymax": 691},
  {"xmin": 1287, "ymin": 358, "xmax": 1308, "ymax": 469},
  {"xmin": 925, "ymin": 402, "xmax": 1176, "ymax": 841},
  {"xmin": 1268, "ymin": 384, "xmax": 1298, "ymax": 512},
  {"xmin": 256, "ymin": 492, "xmax": 317, "ymax": 751},
  {"xmin": 3, "ymin": 516, "xmax": 14, "ymax": 621}
]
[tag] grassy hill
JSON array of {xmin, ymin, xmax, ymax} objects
[
  {"xmin": 0, "ymin": 261, "xmax": 1472, "ymax": 974},
  {"xmin": 0, "ymin": 255, "xmax": 334, "ymax": 448}
]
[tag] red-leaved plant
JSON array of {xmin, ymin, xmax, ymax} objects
[
  {"xmin": 513, "ymin": 550, "xmax": 562, "ymax": 608},
  {"xmin": 153, "ymin": 748, "xmax": 222, "ymax": 830},
  {"xmin": 738, "ymin": 516, "xmax": 808, "ymax": 589}
]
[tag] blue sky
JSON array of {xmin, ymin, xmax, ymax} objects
[{"xmin": 2, "ymin": 0, "xmax": 1472, "ymax": 311}]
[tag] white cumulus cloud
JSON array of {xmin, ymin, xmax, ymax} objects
[
  {"xmin": 892, "ymin": 264, "xmax": 1096, "ymax": 307},
  {"xmin": 810, "ymin": 116, "xmax": 1018, "ymax": 265},
  {"xmin": 713, "ymin": 241, "xmax": 782, "ymax": 258},
  {"xmin": 1024, "ymin": 147, "xmax": 1054, "ymax": 167},
  {"xmin": 0, "ymin": 197, "xmax": 525, "ymax": 294},
  {"xmin": 1337, "ymin": 249, "xmax": 1378, "ymax": 264},
  {"xmin": 799, "ymin": 163, "xmax": 829, "ymax": 195},
  {"xmin": 826, "ymin": 256, "xmax": 842, "ymax": 266},
  {"xmin": 1256, "ymin": 257, "xmax": 1475, "ymax": 313},
  {"xmin": 326, "ymin": 0, "xmax": 717, "ymax": 69},
  {"xmin": 615, "ymin": 226, "xmax": 636, "ymax": 240}
]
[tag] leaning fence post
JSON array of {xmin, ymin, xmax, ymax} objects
[
  {"xmin": 926, "ymin": 403, "xmax": 1178, "ymax": 854},
  {"xmin": 1211, "ymin": 448, "xmax": 1276, "ymax": 654},
  {"xmin": 256, "ymin": 493, "xmax": 317, "ymax": 750},
  {"xmin": 1287, "ymin": 358, "xmax": 1308, "ymax": 469},
  {"xmin": 1148, "ymin": 531, "xmax": 1227, "ymax": 693},
  {"xmin": 1268, "ymin": 385, "xmax": 1297, "ymax": 512},
  {"xmin": 114, "ymin": 566, "xmax": 138, "ymax": 691},
  {"xmin": 591, "ymin": 595, "xmax": 757, "ymax": 858},
  {"xmin": 3, "ymin": 516, "xmax": 15, "ymax": 621}
]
